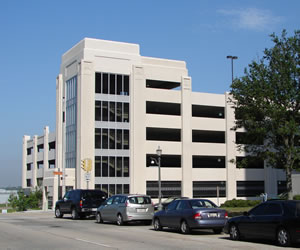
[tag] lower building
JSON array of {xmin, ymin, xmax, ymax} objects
[{"xmin": 22, "ymin": 38, "xmax": 298, "ymax": 210}]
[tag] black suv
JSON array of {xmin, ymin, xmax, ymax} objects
[{"xmin": 55, "ymin": 189, "xmax": 107, "ymax": 219}]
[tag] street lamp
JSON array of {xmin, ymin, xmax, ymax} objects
[
  {"xmin": 151, "ymin": 146, "xmax": 162, "ymax": 210},
  {"xmin": 226, "ymin": 55, "xmax": 238, "ymax": 83}
]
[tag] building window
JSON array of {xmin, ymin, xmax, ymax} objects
[
  {"xmin": 65, "ymin": 76, "xmax": 77, "ymax": 169},
  {"xmin": 27, "ymin": 147, "xmax": 33, "ymax": 155},
  {"xmin": 49, "ymin": 141, "xmax": 55, "ymax": 150},
  {"xmin": 146, "ymin": 128, "xmax": 181, "ymax": 142},
  {"xmin": 192, "ymin": 105, "xmax": 225, "ymax": 119},
  {"xmin": 193, "ymin": 181, "xmax": 226, "ymax": 198},
  {"xmin": 37, "ymin": 161, "xmax": 44, "ymax": 169},
  {"xmin": 236, "ymin": 132, "xmax": 264, "ymax": 145},
  {"xmin": 146, "ymin": 101, "xmax": 181, "ymax": 116},
  {"xmin": 26, "ymin": 179, "xmax": 31, "ymax": 187},
  {"xmin": 192, "ymin": 130, "xmax": 225, "ymax": 143},
  {"xmin": 94, "ymin": 184, "xmax": 130, "ymax": 196},
  {"xmin": 146, "ymin": 154, "xmax": 181, "ymax": 168},
  {"xmin": 146, "ymin": 181, "xmax": 181, "ymax": 198},
  {"xmin": 237, "ymin": 181, "xmax": 264, "ymax": 197},
  {"xmin": 95, "ymin": 156, "xmax": 129, "ymax": 177},
  {"xmin": 27, "ymin": 163, "xmax": 32, "ymax": 171},
  {"xmin": 49, "ymin": 160, "xmax": 55, "ymax": 169},
  {"xmin": 95, "ymin": 101, "xmax": 129, "ymax": 123},
  {"xmin": 146, "ymin": 79, "xmax": 180, "ymax": 90},
  {"xmin": 37, "ymin": 178, "xmax": 43, "ymax": 187},
  {"xmin": 95, "ymin": 72, "xmax": 129, "ymax": 96},
  {"xmin": 236, "ymin": 157, "xmax": 264, "ymax": 169},
  {"xmin": 193, "ymin": 156, "xmax": 225, "ymax": 168},
  {"xmin": 95, "ymin": 128, "xmax": 129, "ymax": 150},
  {"xmin": 37, "ymin": 144, "xmax": 44, "ymax": 152}
]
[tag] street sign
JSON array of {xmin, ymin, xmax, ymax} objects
[
  {"xmin": 85, "ymin": 173, "xmax": 91, "ymax": 181},
  {"xmin": 53, "ymin": 171, "xmax": 63, "ymax": 175}
]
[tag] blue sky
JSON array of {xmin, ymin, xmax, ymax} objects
[{"xmin": 0, "ymin": 0, "xmax": 299, "ymax": 187}]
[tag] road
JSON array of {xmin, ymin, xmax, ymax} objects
[{"xmin": 0, "ymin": 211, "xmax": 297, "ymax": 250}]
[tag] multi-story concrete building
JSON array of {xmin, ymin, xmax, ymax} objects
[{"xmin": 23, "ymin": 38, "xmax": 296, "ymax": 209}]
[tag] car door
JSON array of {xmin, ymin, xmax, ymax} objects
[
  {"xmin": 238, "ymin": 203, "xmax": 268, "ymax": 238},
  {"xmin": 60, "ymin": 191, "xmax": 71, "ymax": 212},
  {"xmin": 100, "ymin": 197, "xmax": 114, "ymax": 221},
  {"xmin": 160, "ymin": 200, "xmax": 179, "ymax": 228}
]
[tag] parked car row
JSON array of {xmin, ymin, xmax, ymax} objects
[{"xmin": 55, "ymin": 189, "xmax": 300, "ymax": 247}]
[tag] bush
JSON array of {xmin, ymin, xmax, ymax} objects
[
  {"xmin": 8, "ymin": 188, "xmax": 42, "ymax": 211},
  {"xmin": 293, "ymin": 195, "xmax": 300, "ymax": 200},
  {"xmin": 220, "ymin": 199, "xmax": 260, "ymax": 208}
]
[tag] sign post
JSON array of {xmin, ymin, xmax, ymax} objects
[{"xmin": 81, "ymin": 158, "xmax": 92, "ymax": 189}]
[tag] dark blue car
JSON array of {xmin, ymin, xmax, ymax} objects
[
  {"xmin": 224, "ymin": 200, "xmax": 300, "ymax": 247},
  {"xmin": 153, "ymin": 199, "xmax": 228, "ymax": 234}
]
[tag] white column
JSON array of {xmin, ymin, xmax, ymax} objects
[
  {"xmin": 32, "ymin": 135, "xmax": 38, "ymax": 188},
  {"xmin": 42, "ymin": 126, "xmax": 49, "ymax": 210},
  {"xmin": 22, "ymin": 135, "xmax": 30, "ymax": 188},
  {"xmin": 77, "ymin": 60, "xmax": 95, "ymax": 189},
  {"xmin": 225, "ymin": 92, "xmax": 237, "ymax": 200},
  {"xmin": 181, "ymin": 76, "xmax": 193, "ymax": 198}
]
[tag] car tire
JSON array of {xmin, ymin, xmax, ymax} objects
[
  {"xmin": 71, "ymin": 208, "xmax": 79, "ymax": 220},
  {"xmin": 277, "ymin": 227, "xmax": 291, "ymax": 247},
  {"xmin": 55, "ymin": 207, "xmax": 63, "ymax": 218},
  {"xmin": 116, "ymin": 214, "xmax": 124, "ymax": 226},
  {"xmin": 153, "ymin": 218, "xmax": 162, "ymax": 231},
  {"xmin": 213, "ymin": 228, "xmax": 223, "ymax": 234},
  {"xmin": 229, "ymin": 224, "xmax": 240, "ymax": 241},
  {"xmin": 96, "ymin": 212, "xmax": 103, "ymax": 223},
  {"xmin": 180, "ymin": 220, "xmax": 191, "ymax": 234}
]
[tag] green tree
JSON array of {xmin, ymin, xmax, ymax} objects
[
  {"xmin": 229, "ymin": 30, "xmax": 300, "ymax": 200},
  {"xmin": 8, "ymin": 188, "xmax": 43, "ymax": 211}
]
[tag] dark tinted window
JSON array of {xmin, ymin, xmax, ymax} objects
[
  {"xmin": 250, "ymin": 203, "xmax": 268, "ymax": 216},
  {"xmin": 167, "ymin": 200, "xmax": 179, "ymax": 211},
  {"xmin": 176, "ymin": 200, "xmax": 190, "ymax": 210},
  {"xmin": 265, "ymin": 203, "xmax": 282, "ymax": 215},
  {"xmin": 82, "ymin": 191, "xmax": 106, "ymax": 200}
]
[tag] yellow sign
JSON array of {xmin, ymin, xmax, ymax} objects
[
  {"xmin": 53, "ymin": 171, "xmax": 63, "ymax": 175},
  {"xmin": 81, "ymin": 158, "xmax": 92, "ymax": 172}
]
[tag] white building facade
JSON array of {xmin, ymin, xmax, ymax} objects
[{"xmin": 23, "ymin": 38, "xmax": 293, "ymax": 209}]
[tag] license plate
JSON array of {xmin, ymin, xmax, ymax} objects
[
  {"xmin": 208, "ymin": 213, "xmax": 218, "ymax": 218},
  {"xmin": 136, "ymin": 208, "xmax": 146, "ymax": 212},
  {"xmin": 92, "ymin": 208, "xmax": 97, "ymax": 211}
]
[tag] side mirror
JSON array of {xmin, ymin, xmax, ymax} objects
[{"xmin": 63, "ymin": 197, "xmax": 67, "ymax": 201}]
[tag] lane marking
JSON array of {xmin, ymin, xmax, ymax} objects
[{"xmin": 75, "ymin": 238, "xmax": 113, "ymax": 248}]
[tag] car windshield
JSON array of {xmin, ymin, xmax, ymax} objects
[
  {"xmin": 128, "ymin": 196, "xmax": 151, "ymax": 204},
  {"xmin": 163, "ymin": 197, "xmax": 176, "ymax": 203},
  {"xmin": 190, "ymin": 200, "xmax": 217, "ymax": 209}
]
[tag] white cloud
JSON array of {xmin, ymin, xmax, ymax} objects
[{"xmin": 217, "ymin": 8, "xmax": 283, "ymax": 31}]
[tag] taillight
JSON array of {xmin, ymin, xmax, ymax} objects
[
  {"xmin": 193, "ymin": 212, "xmax": 202, "ymax": 220},
  {"xmin": 225, "ymin": 211, "xmax": 228, "ymax": 218},
  {"xmin": 152, "ymin": 201, "xmax": 154, "ymax": 207},
  {"xmin": 125, "ymin": 200, "xmax": 128, "ymax": 207},
  {"xmin": 80, "ymin": 200, "xmax": 83, "ymax": 208}
]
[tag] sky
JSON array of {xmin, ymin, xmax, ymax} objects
[{"xmin": 0, "ymin": 0, "xmax": 299, "ymax": 187}]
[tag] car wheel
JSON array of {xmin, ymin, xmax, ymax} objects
[
  {"xmin": 180, "ymin": 220, "xmax": 190, "ymax": 234},
  {"xmin": 153, "ymin": 218, "xmax": 162, "ymax": 231},
  {"xmin": 55, "ymin": 207, "xmax": 63, "ymax": 218},
  {"xmin": 213, "ymin": 228, "xmax": 223, "ymax": 234},
  {"xmin": 116, "ymin": 214, "xmax": 124, "ymax": 226},
  {"xmin": 277, "ymin": 227, "xmax": 291, "ymax": 247},
  {"xmin": 96, "ymin": 212, "xmax": 103, "ymax": 223},
  {"xmin": 229, "ymin": 224, "xmax": 240, "ymax": 241},
  {"xmin": 71, "ymin": 208, "xmax": 79, "ymax": 220}
]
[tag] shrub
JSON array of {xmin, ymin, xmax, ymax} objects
[
  {"xmin": 8, "ymin": 188, "xmax": 42, "ymax": 211},
  {"xmin": 293, "ymin": 195, "xmax": 300, "ymax": 200},
  {"xmin": 220, "ymin": 199, "xmax": 260, "ymax": 208}
]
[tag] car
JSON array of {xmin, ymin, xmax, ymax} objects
[
  {"xmin": 154, "ymin": 197, "xmax": 189, "ymax": 211},
  {"xmin": 224, "ymin": 200, "xmax": 300, "ymax": 247},
  {"xmin": 96, "ymin": 194, "xmax": 154, "ymax": 225},
  {"xmin": 55, "ymin": 189, "xmax": 107, "ymax": 219},
  {"xmin": 153, "ymin": 198, "xmax": 228, "ymax": 234}
]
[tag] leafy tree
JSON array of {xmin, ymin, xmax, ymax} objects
[
  {"xmin": 8, "ymin": 188, "xmax": 43, "ymax": 211},
  {"xmin": 229, "ymin": 30, "xmax": 300, "ymax": 200}
]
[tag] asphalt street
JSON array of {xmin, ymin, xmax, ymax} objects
[{"xmin": 0, "ymin": 211, "xmax": 298, "ymax": 250}]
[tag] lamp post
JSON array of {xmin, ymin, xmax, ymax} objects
[
  {"xmin": 151, "ymin": 146, "xmax": 162, "ymax": 210},
  {"xmin": 226, "ymin": 55, "xmax": 238, "ymax": 83}
]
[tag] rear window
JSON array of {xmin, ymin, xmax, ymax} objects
[
  {"xmin": 189, "ymin": 200, "xmax": 217, "ymax": 209},
  {"xmin": 128, "ymin": 196, "xmax": 151, "ymax": 204},
  {"xmin": 82, "ymin": 191, "xmax": 106, "ymax": 200}
]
